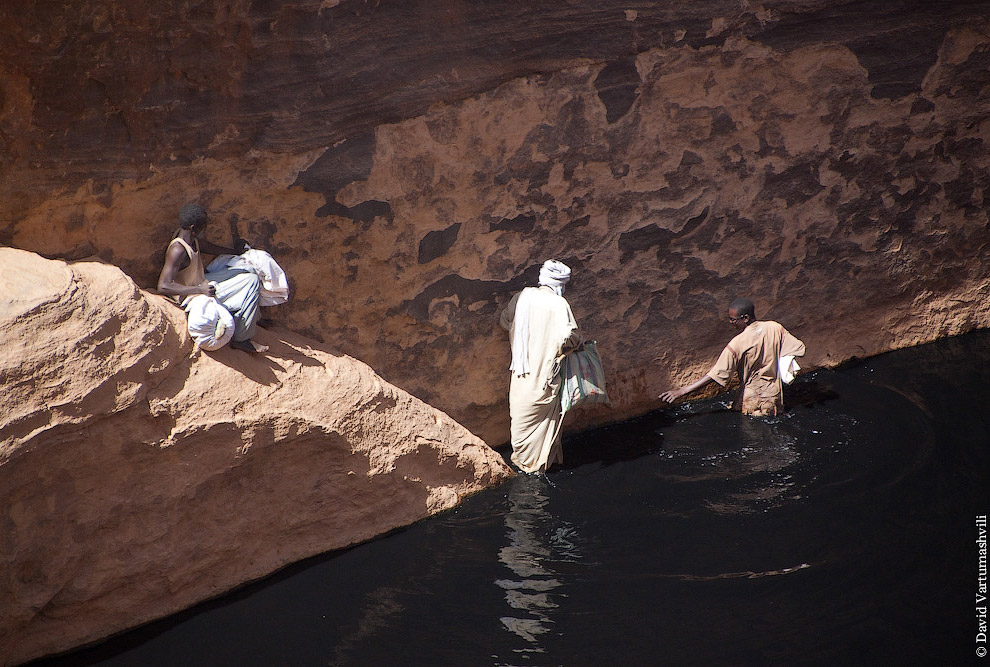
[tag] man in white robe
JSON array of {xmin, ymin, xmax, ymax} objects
[{"xmin": 499, "ymin": 260, "xmax": 580, "ymax": 473}]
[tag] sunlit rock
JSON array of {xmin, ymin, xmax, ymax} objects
[{"xmin": 0, "ymin": 248, "xmax": 511, "ymax": 666}]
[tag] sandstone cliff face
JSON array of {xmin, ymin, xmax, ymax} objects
[
  {"xmin": 2, "ymin": 1, "xmax": 989, "ymax": 443},
  {"xmin": 0, "ymin": 248, "xmax": 511, "ymax": 666}
]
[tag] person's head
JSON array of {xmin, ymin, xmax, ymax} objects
[
  {"xmin": 539, "ymin": 259, "xmax": 571, "ymax": 296},
  {"xmin": 728, "ymin": 297, "xmax": 755, "ymax": 330},
  {"xmin": 178, "ymin": 203, "xmax": 208, "ymax": 234}
]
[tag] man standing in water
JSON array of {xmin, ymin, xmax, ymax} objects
[
  {"xmin": 659, "ymin": 297, "xmax": 805, "ymax": 416},
  {"xmin": 499, "ymin": 260, "xmax": 580, "ymax": 473},
  {"xmin": 157, "ymin": 202, "xmax": 268, "ymax": 353}
]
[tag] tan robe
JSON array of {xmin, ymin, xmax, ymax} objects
[
  {"xmin": 707, "ymin": 320, "xmax": 806, "ymax": 417},
  {"xmin": 499, "ymin": 286, "xmax": 579, "ymax": 473}
]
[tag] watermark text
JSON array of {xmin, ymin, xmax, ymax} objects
[{"xmin": 978, "ymin": 515, "xmax": 987, "ymax": 658}]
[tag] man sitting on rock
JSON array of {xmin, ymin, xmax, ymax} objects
[
  {"xmin": 659, "ymin": 297, "xmax": 805, "ymax": 416},
  {"xmin": 157, "ymin": 202, "xmax": 268, "ymax": 353}
]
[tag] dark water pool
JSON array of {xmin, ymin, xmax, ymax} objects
[{"xmin": 36, "ymin": 331, "xmax": 990, "ymax": 666}]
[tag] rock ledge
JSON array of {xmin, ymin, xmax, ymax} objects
[{"xmin": 0, "ymin": 248, "xmax": 512, "ymax": 666}]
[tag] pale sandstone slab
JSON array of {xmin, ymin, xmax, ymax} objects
[{"xmin": 0, "ymin": 248, "xmax": 512, "ymax": 666}]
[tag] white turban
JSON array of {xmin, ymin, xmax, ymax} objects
[{"xmin": 538, "ymin": 260, "xmax": 571, "ymax": 296}]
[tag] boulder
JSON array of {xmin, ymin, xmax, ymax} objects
[{"xmin": 0, "ymin": 248, "xmax": 512, "ymax": 666}]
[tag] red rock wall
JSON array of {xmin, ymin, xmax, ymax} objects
[{"xmin": 3, "ymin": 1, "xmax": 989, "ymax": 445}]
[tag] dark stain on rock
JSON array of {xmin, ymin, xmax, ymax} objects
[
  {"xmin": 242, "ymin": 217, "xmax": 280, "ymax": 253},
  {"xmin": 836, "ymin": 193, "xmax": 884, "ymax": 230},
  {"xmin": 944, "ymin": 168, "xmax": 980, "ymax": 213},
  {"xmin": 293, "ymin": 132, "xmax": 393, "ymax": 224},
  {"xmin": 827, "ymin": 151, "xmax": 861, "ymax": 183},
  {"xmin": 66, "ymin": 212, "xmax": 85, "ymax": 231},
  {"xmin": 867, "ymin": 124, "xmax": 912, "ymax": 155},
  {"xmin": 678, "ymin": 206, "xmax": 711, "ymax": 239},
  {"xmin": 762, "ymin": 163, "xmax": 825, "ymax": 207},
  {"xmin": 397, "ymin": 273, "xmax": 528, "ymax": 321},
  {"xmin": 829, "ymin": 150, "xmax": 904, "ymax": 193},
  {"xmin": 64, "ymin": 242, "xmax": 98, "ymax": 261},
  {"xmin": 9, "ymin": 0, "xmax": 990, "ymax": 214},
  {"xmin": 562, "ymin": 215, "xmax": 591, "ymax": 234},
  {"xmin": 557, "ymin": 98, "xmax": 590, "ymax": 152},
  {"xmin": 755, "ymin": 120, "xmax": 790, "ymax": 158},
  {"xmin": 489, "ymin": 214, "xmax": 536, "ymax": 233},
  {"xmin": 934, "ymin": 44, "xmax": 990, "ymax": 100},
  {"xmin": 653, "ymin": 150, "xmax": 704, "ymax": 201},
  {"xmin": 619, "ymin": 224, "xmax": 676, "ymax": 261},
  {"xmin": 911, "ymin": 97, "xmax": 935, "ymax": 114},
  {"xmin": 680, "ymin": 150, "xmax": 703, "ymax": 167},
  {"xmin": 594, "ymin": 57, "xmax": 640, "ymax": 124},
  {"xmin": 718, "ymin": 144, "xmax": 753, "ymax": 179},
  {"xmin": 850, "ymin": 27, "xmax": 943, "ymax": 99},
  {"xmin": 710, "ymin": 108, "xmax": 737, "ymax": 136},
  {"xmin": 947, "ymin": 136, "xmax": 984, "ymax": 160},
  {"xmin": 501, "ymin": 152, "xmax": 553, "ymax": 192},
  {"xmin": 618, "ymin": 202, "xmax": 711, "ymax": 261},
  {"xmin": 610, "ymin": 163, "xmax": 630, "ymax": 179},
  {"xmin": 348, "ymin": 201, "xmax": 393, "ymax": 225},
  {"xmin": 418, "ymin": 223, "xmax": 462, "ymax": 264}
]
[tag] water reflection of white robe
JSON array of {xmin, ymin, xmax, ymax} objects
[{"xmin": 499, "ymin": 286, "xmax": 579, "ymax": 473}]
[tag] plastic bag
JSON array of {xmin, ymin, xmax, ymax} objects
[{"xmin": 559, "ymin": 340, "xmax": 611, "ymax": 415}]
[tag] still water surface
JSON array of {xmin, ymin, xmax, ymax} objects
[{"xmin": 38, "ymin": 331, "xmax": 990, "ymax": 666}]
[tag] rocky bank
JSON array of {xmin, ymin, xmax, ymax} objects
[{"xmin": 0, "ymin": 248, "xmax": 511, "ymax": 665}]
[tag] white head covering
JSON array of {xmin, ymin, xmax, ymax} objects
[{"xmin": 538, "ymin": 259, "xmax": 571, "ymax": 296}]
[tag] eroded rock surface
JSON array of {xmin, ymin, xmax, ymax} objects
[
  {"xmin": 0, "ymin": 248, "xmax": 511, "ymax": 666},
  {"xmin": 2, "ymin": 1, "xmax": 989, "ymax": 444}
]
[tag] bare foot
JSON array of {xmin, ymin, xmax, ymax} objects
[{"xmin": 231, "ymin": 339, "xmax": 268, "ymax": 353}]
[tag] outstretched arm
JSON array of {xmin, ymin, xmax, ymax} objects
[{"xmin": 659, "ymin": 375, "xmax": 715, "ymax": 404}]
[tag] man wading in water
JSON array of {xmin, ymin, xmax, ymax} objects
[
  {"xmin": 659, "ymin": 297, "xmax": 805, "ymax": 416},
  {"xmin": 499, "ymin": 260, "xmax": 581, "ymax": 473},
  {"xmin": 158, "ymin": 202, "xmax": 269, "ymax": 354}
]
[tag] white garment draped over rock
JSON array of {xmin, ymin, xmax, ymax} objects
[{"xmin": 207, "ymin": 248, "xmax": 289, "ymax": 307}]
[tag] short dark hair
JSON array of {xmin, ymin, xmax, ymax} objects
[
  {"xmin": 729, "ymin": 297, "xmax": 755, "ymax": 319},
  {"xmin": 178, "ymin": 203, "xmax": 207, "ymax": 229}
]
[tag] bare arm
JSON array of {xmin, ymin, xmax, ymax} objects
[
  {"xmin": 659, "ymin": 374, "xmax": 715, "ymax": 404},
  {"xmin": 157, "ymin": 243, "xmax": 213, "ymax": 298}
]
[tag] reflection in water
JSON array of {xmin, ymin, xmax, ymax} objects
[
  {"xmin": 495, "ymin": 475, "xmax": 580, "ymax": 660},
  {"xmin": 328, "ymin": 586, "xmax": 405, "ymax": 667}
]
